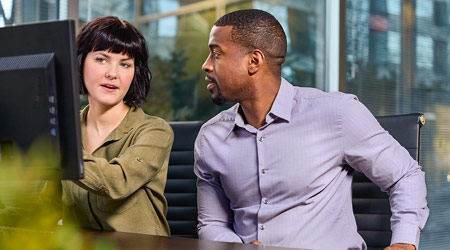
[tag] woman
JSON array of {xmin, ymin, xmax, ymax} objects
[{"xmin": 61, "ymin": 16, "xmax": 173, "ymax": 235}]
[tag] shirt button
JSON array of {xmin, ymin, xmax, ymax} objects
[
  {"xmin": 261, "ymin": 169, "xmax": 266, "ymax": 174},
  {"xmin": 264, "ymin": 199, "xmax": 268, "ymax": 204},
  {"xmin": 260, "ymin": 224, "xmax": 265, "ymax": 230},
  {"xmin": 258, "ymin": 137, "xmax": 264, "ymax": 142}
]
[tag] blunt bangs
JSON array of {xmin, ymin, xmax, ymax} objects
[{"xmin": 91, "ymin": 26, "xmax": 145, "ymax": 64}]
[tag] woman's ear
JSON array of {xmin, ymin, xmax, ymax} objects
[{"xmin": 248, "ymin": 49, "xmax": 265, "ymax": 75}]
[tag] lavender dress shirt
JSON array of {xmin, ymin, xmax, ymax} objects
[{"xmin": 194, "ymin": 78, "xmax": 428, "ymax": 250}]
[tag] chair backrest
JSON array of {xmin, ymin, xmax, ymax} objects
[
  {"xmin": 352, "ymin": 113, "xmax": 425, "ymax": 250},
  {"xmin": 165, "ymin": 121, "xmax": 203, "ymax": 238}
]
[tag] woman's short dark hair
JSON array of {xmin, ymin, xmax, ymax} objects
[{"xmin": 76, "ymin": 16, "xmax": 150, "ymax": 108}]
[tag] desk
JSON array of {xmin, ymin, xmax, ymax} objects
[{"xmin": 83, "ymin": 231, "xmax": 304, "ymax": 250}]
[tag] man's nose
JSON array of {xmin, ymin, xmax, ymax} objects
[{"xmin": 201, "ymin": 55, "xmax": 212, "ymax": 73}]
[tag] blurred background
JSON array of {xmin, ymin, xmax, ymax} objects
[{"xmin": 0, "ymin": 0, "xmax": 449, "ymax": 249}]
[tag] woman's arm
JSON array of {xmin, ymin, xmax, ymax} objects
[{"xmin": 74, "ymin": 119, "xmax": 173, "ymax": 199}]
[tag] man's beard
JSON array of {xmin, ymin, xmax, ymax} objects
[{"xmin": 212, "ymin": 84, "xmax": 226, "ymax": 106}]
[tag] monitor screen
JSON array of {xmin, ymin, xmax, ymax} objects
[{"xmin": 0, "ymin": 20, "xmax": 84, "ymax": 180}]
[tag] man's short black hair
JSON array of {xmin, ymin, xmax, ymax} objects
[
  {"xmin": 77, "ymin": 16, "xmax": 151, "ymax": 108},
  {"xmin": 214, "ymin": 9, "xmax": 287, "ymax": 74}
]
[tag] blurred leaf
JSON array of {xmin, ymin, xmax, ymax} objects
[{"xmin": 0, "ymin": 142, "xmax": 116, "ymax": 250}]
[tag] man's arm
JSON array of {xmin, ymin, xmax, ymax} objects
[
  {"xmin": 341, "ymin": 96, "xmax": 429, "ymax": 248},
  {"xmin": 194, "ymin": 132, "xmax": 242, "ymax": 243}
]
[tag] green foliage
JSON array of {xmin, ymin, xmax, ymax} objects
[
  {"xmin": 0, "ymin": 143, "xmax": 117, "ymax": 250},
  {"xmin": 144, "ymin": 50, "xmax": 199, "ymax": 121}
]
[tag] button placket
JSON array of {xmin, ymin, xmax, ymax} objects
[{"xmin": 256, "ymin": 130, "xmax": 269, "ymax": 238}]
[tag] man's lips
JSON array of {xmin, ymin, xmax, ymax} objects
[{"xmin": 205, "ymin": 76, "xmax": 216, "ymax": 92}]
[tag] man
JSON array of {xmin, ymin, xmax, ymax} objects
[{"xmin": 194, "ymin": 9, "xmax": 428, "ymax": 250}]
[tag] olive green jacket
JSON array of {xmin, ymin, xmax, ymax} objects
[{"xmin": 62, "ymin": 106, "xmax": 173, "ymax": 235}]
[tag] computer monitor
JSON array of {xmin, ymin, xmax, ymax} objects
[{"xmin": 0, "ymin": 20, "xmax": 84, "ymax": 180}]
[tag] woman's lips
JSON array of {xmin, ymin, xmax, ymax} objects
[{"xmin": 101, "ymin": 84, "xmax": 118, "ymax": 92}]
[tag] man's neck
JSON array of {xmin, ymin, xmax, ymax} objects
[{"xmin": 240, "ymin": 77, "xmax": 281, "ymax": 129}]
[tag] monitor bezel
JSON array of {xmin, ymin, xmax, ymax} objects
[{"xmin": 0, "ymin": 20, "xmax": 84, "ymax": 180}]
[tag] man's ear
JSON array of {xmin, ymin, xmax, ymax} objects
[{"xmin": 248, "ymin": 49, "xmax": 265, "ymax": 75}]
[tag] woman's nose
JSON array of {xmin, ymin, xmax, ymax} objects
[{"xmin": 105, "ymin": 66, "xmax": 118, "ymax": 79}]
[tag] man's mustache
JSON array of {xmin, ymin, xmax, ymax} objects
[{"xmin": 206, "ymin": 75, "xmax": 216, "ymax": 84}]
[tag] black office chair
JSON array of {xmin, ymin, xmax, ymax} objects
[
  {"xmin": 352, "ymin": 113, "xmax": 425, "ymax": 250},
  {"xmin": 165, "ymin": 121, "xmax": 203, "ymax": 238}
]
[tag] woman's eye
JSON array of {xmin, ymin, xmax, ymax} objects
[
  {"xmin": 121, "ymin": 63, "xmax": 131, "ymax": 68},
  {"xmin": 95, "ymin": 57, "xmax": 106, "ymax": 63}
]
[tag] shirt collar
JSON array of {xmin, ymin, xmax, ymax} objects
[
  {"xmin": 267, "ymin": 77, "xmax": 294, "ymax": 123},
  {"xmin": 225, "ymin": 104, "xmax": 242, "ymax": 138},
  {"xmin": 225, "ymin": 77, "xmax": 295, "ymax": 138}
]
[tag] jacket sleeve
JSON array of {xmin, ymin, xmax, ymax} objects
[
  {"xmin": 194, "ymin": 130, "xmax": 242, "ymax": 243},
  {"xmin": 74, "ymin": 119, "xmax": 173, "ymax": 200},
  {"xmin": 341, "ymin": 96, "xmax": 429, "ymax": 247}
]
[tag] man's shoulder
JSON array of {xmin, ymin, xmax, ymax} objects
[
  {"xmin": 292, "ymin": 86, "xmax": 358, "ymax": 103},
  {"xmin": 204, "ymin": 104, "xmax": 237, "ymax": 126},
  {"xmin": 197, "ymin": 104, "xmax": 238, "ymax": 137},
  {"xmin": 287, "ymin": 85, "xmax": 362, "ymax": 119}
]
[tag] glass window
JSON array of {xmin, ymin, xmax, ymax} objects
[
  {"xmin": 387, "ymin": 0, "xmax": 400, "ymax": 15},
  {"xmin": 78, "ymin": 0, "xmax": 135, "ymax": 25},
  {"xmin": 346, "ymin": 1, "xmax": 450, "ymax": 249},
  {"xmin": 417, "ymin": 35, "xmax": 434, "ymax": 70},
  {"xmin": 387, "ymin": 31, "xmax": 400, "ymax": 64},
  {"xmin": 143, "ymin": 0, "xmax": 180, "ymax": 15},
  {"xmin": 142, "ymin": 9, "xmax": 216, "ymax": 121},
  {"xmin": 417, "ymin": 0, "xmax": 433, "ymax": 18},
  {"xmin": 80, "ymin": 0, "xmax": 327, "ymax": 121},
  {"xmin": 0, "ymin": 0, "xmax": 62, "ymax": 27}
]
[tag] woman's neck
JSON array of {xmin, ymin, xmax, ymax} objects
[{"xmin": 86, "ymin": 102, "xmax": 130, "ymax": 139}]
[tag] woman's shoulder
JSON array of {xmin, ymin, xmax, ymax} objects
[{"xmin": 133, "ymin": 108, "xmax": 173, "ymax": 135}]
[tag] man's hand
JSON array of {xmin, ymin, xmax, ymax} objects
[
  {"xmin": 384, "ymin": 243, "xmax": 416, "ymax": 250},
  {"xmin": 249, "ymin": 240, "xmax": 263, "ymax": 245}
]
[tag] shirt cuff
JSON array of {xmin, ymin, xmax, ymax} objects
[
  {"xmin": 215, "ymin": 232, "xmax": 243, "ymax": 243},
  {"xmin": 391, "ymin": 222, "xmax": 421, "ymax": 248},
  {"xmin": 198, "ymin": 226, "xmax": 242, "ymax": 243}
]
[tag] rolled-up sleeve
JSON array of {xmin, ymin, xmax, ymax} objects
[{"xmin": 76, "ymin": 120, "xmax": 173, "ymax": 200}]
